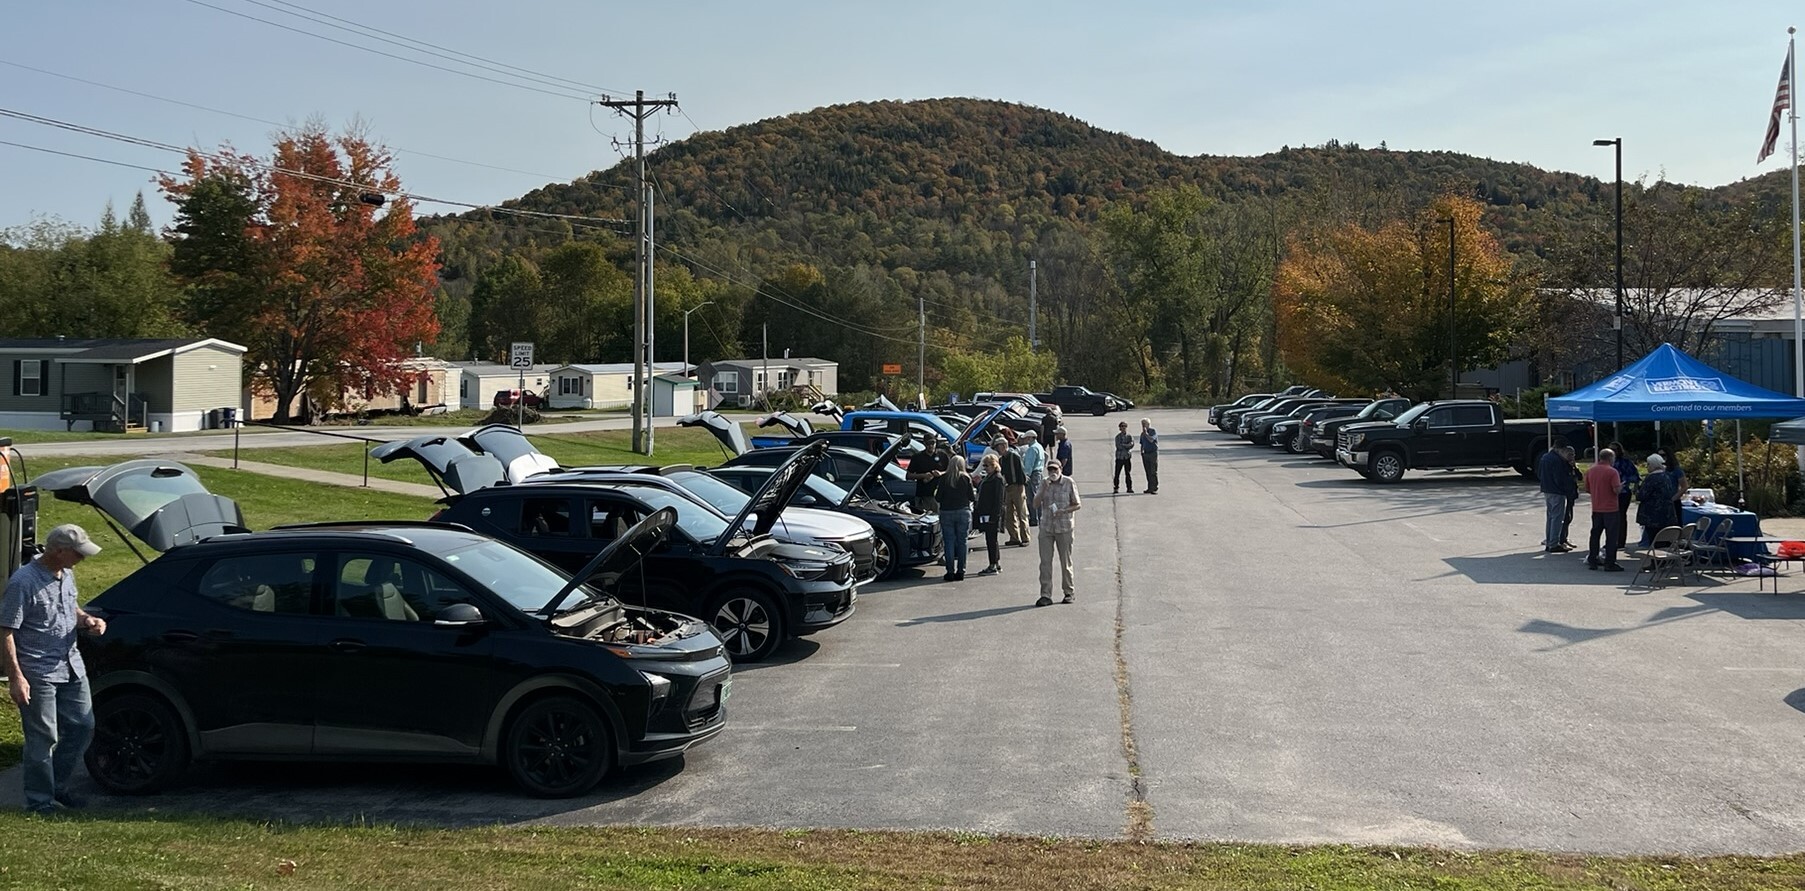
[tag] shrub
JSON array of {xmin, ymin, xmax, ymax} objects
[{"xmin": 1674, "ymin": 435, "xmax": 1800, "ymax": 516}]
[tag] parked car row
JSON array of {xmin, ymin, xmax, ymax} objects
[
  {"xmin": 39, "ymin": 407, "xmax": 993, "ymax": 801},
  {"xmin": 1207, "ymin": 390, "xmax": 1592, "ymax": 483}
]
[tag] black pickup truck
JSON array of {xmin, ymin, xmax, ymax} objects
[
  {"xmin": 1033, "ymin": 385, "xmax": 1125, "ymax": 416},
  {"xmin": 1334, "ymin": 400, "xmax": 1592, "ymax": 483}
]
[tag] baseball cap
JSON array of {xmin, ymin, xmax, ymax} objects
[
  {"xmin": 1646, "ymin": 454, "xmax": 1666, "ymax": 469},
  {"xmin": 46, "ymin": 523, "xmax": 101, "ymax": 557}
]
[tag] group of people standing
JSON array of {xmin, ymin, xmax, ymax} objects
[
  {"xmin": 907, "ymin": 425, "xmax": 1082, "ymax": 606},
  {"xmin": 1112, "ymin": 418, "xmax": 1160, "ymax": 495},
  {"xmin": 1538, "ymin": 441, "xmax": 1689, "ymax": 571}
]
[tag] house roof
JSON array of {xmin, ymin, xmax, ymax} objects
[
  {"xmin": 552, "ymin": 362, "xmax": 692, "ymax": 375},
  {"xmin": 707, "ymin": 357, "xmax": 837, "ymax": 369},
  {"xmin": 0, "ymin": 337, "xmax": 249, "ymax": 364},
  {"xmin": 654, "ymin": 373, "xmax": 697, "ymax": 386},
  {"xmin": 451, "ymin": 362, "xmax": 559, "ymax": 375}
]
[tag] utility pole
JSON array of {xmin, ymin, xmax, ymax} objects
[
  {"xmin": 762, "ymin": 323, "xmax": 769, "ymax": 411},
  {"xmin": 917, "ymin": 295, "xmax": 926, "ymax": 407},
  {"xmin": 1028, "ymin": 259, "xmax": 1038, "ymax": 350},
  {"xmin": 646, "ymin": 187, "xmax": 656, "ymax": 452},
  {"xmin": 596, "ymin": 90, "xmax": 678, "ymax": 454}
]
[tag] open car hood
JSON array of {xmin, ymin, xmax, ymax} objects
[
  {"xmin": 542, "ymin": 506, "xmax": 677, "ymax": 616},
  {"xmin": 811, "ymin": 400, "xmax": 844, "ymax": 426},
  {"xmin": 758, "ymin": 411, "xmax": 814, "ymax": 438},
  {"xmin": 953, "ymin": 404, "xmax": 1011, "ymax": 451},
  {"xmin": 862, "ymin": 395, "xmax": 901, "ymax": 413},
  {"xmin": 678, "ymin": 410, "xmax": 751, "ymax": 456},
  {"xmin": 460, "ymin": 424, "xmax": 560, "ymax": 483},
  {"xmin": 716, "ymin": 439, "xmax": 828, "ymax": 552},
  {"xmin": 845, "ymin": 432, "xmax": 914, "ymax": 507},
  {"xmin": 369, "ymin": 435, "xmax": 506, "ymax": 495},
  {"xmin": 32, "ymin": 459, "xmax": 247, "ymax": 552}
]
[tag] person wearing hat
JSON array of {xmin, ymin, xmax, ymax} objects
[
  {"xmin": 907, "ymin": 430, "xmax": 951, "ymax": 514},
  {"xmin": 991, "ymin": 435, "xmax": 1030, "ymax": 547},
  {"xmin": 1138, "ymin": 417, "xmax": 1160, "ymax": 495},
  {"xmin": 1020, "ymin": 430, "xmax": 1047, "ymax": 526},
  {"xmin": 1636, "ymin": 453, "xmax": 1678, "ymax": 547},
  {"xmin": 2, "ymin": 524, "xmax": 107, "ymax": 814}
]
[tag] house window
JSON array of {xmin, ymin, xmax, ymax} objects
[
  {"xmin": 713, "ymin": 371, "xmax": 738, "ymax": 395},
  {"xmin": 808, "ymin": 370, "xmax": 821, "ymax": 386},
  {"xmin": 459, "ymin": 377, "xmax": 469, "ymax": 398},
  {"xmin": 12, "ymin": 360, "xmax": 46, "ymax": 397},
  {"xmin": 753, "ymin": 371, "xmax": 767, "ymax": 392},
  {"xmin": 558, "ymin": 376, "xmax": 582, "ymax": 396},
  {"xmin": 777, "ymin": 370, "xmax": 794, "ymax": 390}
]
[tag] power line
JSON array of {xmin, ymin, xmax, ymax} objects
[
  {"xmin": 0, "ymin": 106, "xmax": 629, "ymax": 227},
  {"xmin": 659, "ymin": 244, "xmax": 919, "ymax": 345},
  {"xmin": 260, "ymin": 0, "xmax": 627, "ymax": 96},
  {"xmin": 0, "ymin": 139, "xmax": 171, "ymax": 176},
  {"xmin": 239, "ymin": 0, "xmax": 629, "ymax": 98},
  {"xmin": 0, "ymin": 59, "xmax": 581, "ymax": 183},
  {"xmin": 178, "ymin": 0, "xmax": 595, "ymax": 102}
]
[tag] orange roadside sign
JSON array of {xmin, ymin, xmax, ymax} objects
[{"xmin": 882, "ymin": 363, "xmax": 903, "ymax": 375}]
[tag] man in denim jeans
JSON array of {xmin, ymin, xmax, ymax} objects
[
  {"xmin": 1536, "ymin": 448, "xmax": 1573, "ymax": 553},
  {"xmin": 2, "ymin": 525, "xmax": 107, "ymax": 814}
]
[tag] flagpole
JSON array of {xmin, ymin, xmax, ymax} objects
[{"xmin": 1793, "ymin": 28, "xmax": 1803, "ymax": 397}]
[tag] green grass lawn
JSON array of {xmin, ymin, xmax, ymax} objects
[
  {"xmin": 0, "ymin": 427, "xmax": 278, "ymax": 445},
  {"xmin": 0, "ymin": 457, "xmax": 440, "ymax": 772},
  {"xmin": 202, "ymin": 425, "xmax": 745, "ymax": 484},
  {"xmin": 0, "ymin": 818, "xmax": 1800, "ymax": 890}
]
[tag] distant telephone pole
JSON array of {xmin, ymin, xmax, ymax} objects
[
  {"xmin": 917, "ymin": 295, "xmax": 926, "ymax": 405},
  {"xmin": 596, "ymin": 90, "xmax": 678, "ymax": 454},
  {"xmin": 1028, "ymin": 258, "xmax": 1038, "ymax": 350}
]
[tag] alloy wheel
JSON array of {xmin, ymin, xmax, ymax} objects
[
  {"xmin": 713, "ymin": 593, "xmax": 778, "ymax": 661},
  {"xmin": 872, "ymin": 535, "xmax": 896, "ymax": 580}
]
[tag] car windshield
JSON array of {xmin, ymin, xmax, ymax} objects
[
  {"xmin": 1390, "ymin": 403, "xmax": 1432, "ymax": 426},
  {"xmin": 808, "ymin": 474, "xmax": 855, "ymax": 505},
  {"xmin": 441, "ymin": 538, "xmax": 605, "ymax": 614},
  {"xmin": 666, "ymin": 470, "xmax": 750, "ymax": 515},
  {"xmin": 609, "ymin": 483, "xmax": 732, "ymax": 541},
  {"xmin": 1353, "ymin": 401, "xmax": 1386, "ymax": 418}
]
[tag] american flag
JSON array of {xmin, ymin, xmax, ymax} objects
[{"xmin": 1760, "ymin": 47, "xmax": 1792, "ymax": 163}]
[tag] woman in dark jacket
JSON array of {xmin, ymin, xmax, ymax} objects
[
  {"xmin": 937, "ymin": 454, "xmax": 977, "ymax": 581},
  {"xmin": 1609, "ymin": 441, "xmax": 1639, "ymax": 551},
  {"xmin": 1637, "ymin": 453, "xmax": 1678, "ymax": 546},
  {"xmin": 974, "ymin": 453, "xmax": 1005, "ymax": 576}
]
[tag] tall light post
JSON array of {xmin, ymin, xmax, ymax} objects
[
  {"xmin": 1593, "ymin": 138, "xmax": 1624, "ymax": 373},
  {"xmin": 682, "ymin": 301, "xmax": 714, "ymax": 388},
  {"xmin": 1438, "ymin": 217, "xmax": 1456, "ymax": 398}
]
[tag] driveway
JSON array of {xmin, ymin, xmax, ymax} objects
[{"xmin": 10, "ymin": 409, "xmax": 1805, "ymax": 854}]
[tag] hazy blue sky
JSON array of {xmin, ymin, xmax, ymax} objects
[{"xmin": 2, "ymin": 0, "xmax": 1798, "ymax": 232}]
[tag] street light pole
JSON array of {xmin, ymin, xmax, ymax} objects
[
  {"xmin": 682, "ymin": 301, "xmax": 714, "ymax": 385},
  {"xmin": 1594, "ymin": 138, "xmax": 1624, "ymax": 373},
  {"xmin": 1438, "ymin": 217, "xmax": 1456, "ymax": 398}
]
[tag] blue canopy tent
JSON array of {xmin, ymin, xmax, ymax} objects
[{"xmin": 1547, "ymin": 343, "xmax": 1805, "ymax": 495}]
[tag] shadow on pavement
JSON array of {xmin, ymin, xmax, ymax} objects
[
  {"xmin": 730, "ymin": 637, "xmax": 822, "ymax": 673},
  {"xmin": 895, "ymin": 604, "xmax": 1040, "ymax": 626},
  {"xmin": 1784, "ymin": 688, "xmax": 1805, "ymax": 714},
  {"xmin": 1517, "ymin": 604, "xmax": 1719, "ymax": 649}
]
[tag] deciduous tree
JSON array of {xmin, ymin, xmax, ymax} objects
[
  {"xmin": 1275, "ymin": 195, "xmax": 1529, "ymax": 401},
  {"xmin": 163, "ymin": 125, "xmax": 441, "ymax": 422}
]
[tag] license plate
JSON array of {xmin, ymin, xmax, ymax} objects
[{"xmin": 719, "ymin": 679, "xmax": 732, "ymax": 704}]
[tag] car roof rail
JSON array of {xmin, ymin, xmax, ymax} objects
[{"xmin": 269, "ymin": 519, "xmax": 477, "ymax": 534}]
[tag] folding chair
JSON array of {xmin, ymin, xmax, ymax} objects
[
  {"xmin": 1689, "ymin": 517, "xmax": 1732, "ymax": 577},
  {"xmin": 1630, "ymin": 525, "xmax": 1687, "ymax": 590}
]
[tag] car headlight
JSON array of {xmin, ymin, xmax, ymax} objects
[
  {"xmin": 640, "ymin": 670, "xmax": 674, "ymax": 715},
  {"xmin": 779, "ymin": 560, "xmax": 835, "ymax": 581},
  {"xmin": 1349, "ymin": 433, "xmax": 1366, "ymax": 448}
]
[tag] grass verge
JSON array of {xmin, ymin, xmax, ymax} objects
[
  {"xmin": 0, "ymin": 818, "xmax": 1801, "ymax": 890},
  {"xmin": 200, "ymin": 425, "xmax": 743, "ymax": 484},
  {"xmin": 0, "ymin": 456, "xmax": 439, "ymax": 772}
]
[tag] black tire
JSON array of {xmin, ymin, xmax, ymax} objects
[
  {"xmin": 1289, "ymin": 431, "xmax": 1308, "ymax": 454},
  {"xmin": 710, "ymin": 588, "xmax": 785, "ymax": 662},
  {"xmin": 1091, "ymin": 404, "xmax": 1108, "ymax": 416},
  {"xmin": 873, "ymin": 533, "xmax": 902, "ymax": 581},
  {"xmin": 503, "ymin": 695, "xmax": 613, "ymax": 798},
  {"xmin": 1370, "ymin": 450, "xmax": 1406, "ymax": 483},
  {"xmin": 86, "ymin": 691, "xmax": 190, "ymax": 795}
]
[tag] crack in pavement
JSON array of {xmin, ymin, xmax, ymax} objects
[{"xmin": 1112, "ymin": 493, "xmax": 1153, "ymax": 840}]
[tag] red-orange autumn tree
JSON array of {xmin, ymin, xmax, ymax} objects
[{"xmin": 163, "ymin": 125, "xmax": 440, "ymax": 422}]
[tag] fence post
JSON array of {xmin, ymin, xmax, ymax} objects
[
  {"xmin": 233, "ymin": 421, "xmax": 240, "ymax": 469},
  {"xmin": 363, "ymin": 447, "xmax": 370, "ymax": 488}
]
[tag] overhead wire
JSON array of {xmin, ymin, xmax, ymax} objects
[
  {"xmin": 0, "ymin": 106, "xmax": 629, "ymax": 227},
  {"xmin": 0, "ymin": 58, "xmax": 595, "ymax": 184},
  {"xmin": 177, "ymin": 0, "xmax": 595, "ymax": 102},
  {"xmin": 0, "ymin": 139, "xmax": 172, "ymax": 176},
  {"xmin": 238, "ymin": 0, "xmax": 631, "ymax": 98}
]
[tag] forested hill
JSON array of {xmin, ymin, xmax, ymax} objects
[{"xmin": 430, "ymin": 97, "xmax": 1636, "ymax": 280}]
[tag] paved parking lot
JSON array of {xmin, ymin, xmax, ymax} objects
[{"xmin": 12, "ymin": 408, "xmax": 1805, "ymax": 853}]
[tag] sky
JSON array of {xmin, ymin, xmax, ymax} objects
[{"xmin": 2, "ymin": 0, "xmax": 1799, "ymax": 233}]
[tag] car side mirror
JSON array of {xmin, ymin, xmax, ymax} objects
[
  {"xmin": 434, "ymin": 603, "xmax": 486, "ymax": 626},
  {"xmin": 792, "ymin": 493, "xmax": 819, "ymax": 506},
  {"xmin": 1413, "ymin": 419, "xmax": 1429, "ymax": 431}
]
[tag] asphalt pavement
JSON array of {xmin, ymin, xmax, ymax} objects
[{"xmin": 8, "ymin": 408, "xmax": 1805, "ymax": 854}]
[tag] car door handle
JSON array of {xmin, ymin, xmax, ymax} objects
[
  {"xmin": 330, "ymin": 638, "xmax": 367, "ymax": 653},
  {"xmin": 161, "ymin": 630, "xmax": 199, "ymax": 644}
]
